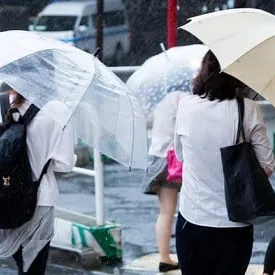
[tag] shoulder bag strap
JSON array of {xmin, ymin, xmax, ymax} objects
[{"xmin": 236, "ymin": 97, "xmax": 246, "ymax": 144}]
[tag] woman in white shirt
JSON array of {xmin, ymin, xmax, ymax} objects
[
  {"xmin": 0, "ymin": 84, "xmax": 76, "ymax": 274},
  {"xmin": 174, "ymin": 51, "xmax": 275, "ymax": 275}
]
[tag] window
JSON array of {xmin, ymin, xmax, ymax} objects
[
  {"xmin": 91, "ymin": 14, "xmax": 97, "ymax": 27},
  {"xmin": 34, "ymin": 16, "xmax": 77, "ymax": 31},
  {"xmin": 92, "ymin": 11, "xmax": 125, "ymax": 28},
  {"xmin": 104, "ymin": 11, "xmax": 125, "ymax": 27},
  {"xmin": 80, "ymin": 16, "xmax": 89, "ymax": 27}
]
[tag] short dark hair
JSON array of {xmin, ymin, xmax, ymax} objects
[
  {"xmin": 0, "ymin": 82, "xmax": 13, "ymax": 93},
  {"xmin": 193, "ymin": 50, "xmax": 245, "ymax": 101}
]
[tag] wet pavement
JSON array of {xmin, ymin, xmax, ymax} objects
[{"xmin": 0, "ymin": 263, "xmax": 95, "ymax": 274}]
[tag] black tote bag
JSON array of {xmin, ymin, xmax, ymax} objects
[{"xmin": 220, "ymin": 97, "xmax": 275, "ymax": 224}]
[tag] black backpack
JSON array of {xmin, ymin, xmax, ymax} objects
[{"xmin": 0, "ymin": 95, "xmax": 50, "ymax": 229}]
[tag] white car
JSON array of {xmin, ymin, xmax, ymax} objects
[{"xmin": 30, "ymin": 0, "xmax": 130, "ymax": 64}]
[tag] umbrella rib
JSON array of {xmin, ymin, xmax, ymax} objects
[
  {"xmin": 221, "ymin": 34, "xmax": 275, "ymax": 76},
  {"xmin": 209, "ymin": 25, "xmax": 274, "ymax": 63},
  {"xmin": 261, "ymin": 70, "xmax": 275, "ymax": 95},
  {"xmin": 125, "ymin": 91, "xmax": 135, "ymax": 170}
]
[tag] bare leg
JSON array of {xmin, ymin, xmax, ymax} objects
[{"xmin": 156, "ymin": 187, "xmax": 178, "ymax": 264}]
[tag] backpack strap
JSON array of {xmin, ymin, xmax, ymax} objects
[
  {"xmin": 0, "ymin": 97, "xmax": 49, "ymax": 182},
  {"xmin": 21, "ymin": 104, "xmax": 40, "ymax": 126},
  {"xmin": 0, "ymin": 94, "xmax": 10, "ymax": 122},
  {"xmin": 37, "ymin": 159, "xmax": 51, "ymax": 183}
]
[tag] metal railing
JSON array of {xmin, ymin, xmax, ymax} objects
[{"xmin": 71, "ymin": 149, "xmax": 105, "ymax": 226}]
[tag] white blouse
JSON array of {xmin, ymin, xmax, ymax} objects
[
  {"xmin": 0, "ymin": 98, "xmax": 76, "ymax": 206},
  {"xmin": 175, "ymin": 95, "xmax": 275, "ymax": 228},
  {"xmin": 149, "ymin": 91, "xmax": 185, "ymax": 158}
]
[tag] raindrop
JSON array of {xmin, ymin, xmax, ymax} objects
[
  {"xmin": 113, "ymin": 267, "xmax": 121, "ymax": 275},
  {"xmin": 227, "ymin": 0, "xmax": 235, "ymax": 8},
  {"xmin": 202, "ymin": 5, "xmax": 208, "ymax": 13}
]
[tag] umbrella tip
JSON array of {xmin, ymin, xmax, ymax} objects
[
  {"xmin": 93, "ymin": 48, "xmax": 101, "ymax": 57},
  {"xmin": 160, "ymin": 42, "xmax": 166, "ymax": 52},
  {"xmin": 159, "ymin": 43, "xmax": 169, "ymax": 60}
]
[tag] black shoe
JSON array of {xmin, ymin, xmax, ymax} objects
[{"xmin": 159, "ymin": 262, "xmax": 180, "ymax": 272}]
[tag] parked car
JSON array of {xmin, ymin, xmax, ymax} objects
[{"xmin": 29, "ymin": 0, "xmax": 130, "ymax": 64}]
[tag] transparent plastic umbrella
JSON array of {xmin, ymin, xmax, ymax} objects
[
  {"xmin": 126, "ymin": 45, "xmax": 208, "ymax": 121},
  {"xmin": 0, "ymin": 30, "xmax": 147, "ymax": 169}
]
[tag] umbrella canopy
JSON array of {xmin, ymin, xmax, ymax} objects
[
  {"xmin": 0, "ymin": 30, "xmax": 147, "ymax": 169},
  {"xmin": 126, "ymin": 45, "xmax": 208, "ymax": 120},
  {"xmin": 179, "ymin": 8, "xmax": 275, "ymax": 105}
]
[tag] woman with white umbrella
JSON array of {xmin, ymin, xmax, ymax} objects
[
  {"xmin": 0, "ymin": 30, "xmax": 148, "ymax": 274},
  {"xmin": 174, "ymin": 50, "xmax": 275, "ymax": 274},
  {"xmin": 129, "ymin": 45, "xmax": 207, "ymax": 272}
]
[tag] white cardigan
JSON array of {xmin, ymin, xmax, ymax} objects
[
  {"xmin": 0, "ymin": 98, "xmax": 76, "ymax": 206},
  {"xmin": 149, "ymin": 91, "xmax": 185, "ymax": 158}
]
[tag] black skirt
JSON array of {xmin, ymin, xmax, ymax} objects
[{"xmin": 142, "ymin": 156, "xmax": 181, "ymax": 195}]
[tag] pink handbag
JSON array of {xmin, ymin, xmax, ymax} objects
[{"xmin": 166, "ymin": 149, "xmax": 183, "ymax": 184}]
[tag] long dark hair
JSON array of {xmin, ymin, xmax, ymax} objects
[{"xmin": 193, "ymin": 50, "xmax": 244, "ymax": 101}]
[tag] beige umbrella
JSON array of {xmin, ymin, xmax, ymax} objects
[{"xmin": 179, "ymin": 8, "xmax": 275, "ymax": 105}]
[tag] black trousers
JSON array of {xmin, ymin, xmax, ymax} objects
[
  {"xmin": 176, "ymin": 213, "xmax": 253, "ymax": 275},
  {"xmin": 13, "ymin": 243, "xmax": 50, "ymax": 275},
  {"xmin": 264, "ymin": 236, "xmax": 275, "ymax": 274}
]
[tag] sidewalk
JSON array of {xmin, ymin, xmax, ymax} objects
[
  {"xmin": 0, "ymin": 251, "xmax": 266, "ymax": 275},
  {"xmin": 123, "ymin": 253, "xmax": 264, "ymax": 275}
]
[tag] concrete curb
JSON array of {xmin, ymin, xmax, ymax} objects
[{"xmin": 48, "ymin": 247, "xmax": 102, "ymax": 270}]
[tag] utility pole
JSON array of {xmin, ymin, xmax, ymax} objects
[
  {"xmin": 96, "ymin": 0, "xmax": 104, "ymax": 60},
  {"xmin": 235, "ymin": 0, "xmax": 258, "ymax": 8},
  {"xmin": 235, "ymin": 0, "xmax": 247, "ymax": 7},
  {"xmin": 167, "ymin": 0, "xmax": 177, "ymax": 48}
]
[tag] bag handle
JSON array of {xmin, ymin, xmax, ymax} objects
[
  {"xmin": 37, "ymin": 159, "xmax": 51, "ymax": 183},
  {"xmin": 236, "ymin": 97, "xmax": 246, "ymax": 144}
]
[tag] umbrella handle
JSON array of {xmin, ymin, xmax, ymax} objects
[{"xmin": 252, "ymin": 93, "xmax": 258, "ymax": 100}]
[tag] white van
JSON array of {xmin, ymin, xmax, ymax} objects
[{"xmin": 30, "ymin": 0, "xmax": 130, "ymax": 64}]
